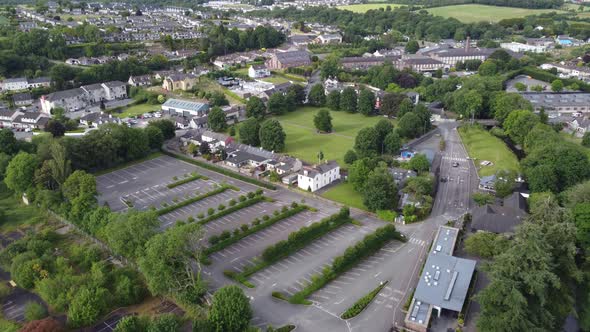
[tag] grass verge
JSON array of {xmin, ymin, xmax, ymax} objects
[
  {"xmin": 167, "ymin": 173, "xmax": 208, "ymax": 189},
  {"xmin": 341, "ymin": 280, "xmax": 389, "ymax": 319},
  {"xmin": 458, "ymin": 125, "xmax": 519, "ymax": 177},
  {"xmin": 156, "ymin": 185, "xmax": 237, "ymax": 216},
  {"xmin": 162, "ymin": 150, "xmax": 276, "ymax": 190},
  {"xmin": 197, "ymin": 195, "xmax": 265, "ymax": 225}
]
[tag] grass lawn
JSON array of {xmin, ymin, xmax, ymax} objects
[
  {"xmin": 337, "ymin": 3, "xmax": 408, "ymax": 13},
  {"xmin": 260, "ymin": 76, "xmax": 291, "ymax": 85},
  {"xmin": 426, "ymin": 4, "xmax": 565, "ymax": 23},
  {"xmin": 0, "ymin": 184, "xmax": 43, "ymax": 234},
  {"xmin": 458, "ymin": 126, "xmax": 520, "ymax": 177},
  {"xmin": 274, "ymin": 106, "xmax": 393, "ymax": 165},
  {"xmin": 195, "ymin": 77, "xmax": 245, "ymax": 105},
  {"xmin": 321, "ymin": 182, "xmax": 367, "ymax": 211},
  {"xmin": 0, "ymin": 15, "xmax": 9, "ymax": 26},
  {"xmin": 114, "ymin": 103, "xmax": 161, "ymax": 118}
]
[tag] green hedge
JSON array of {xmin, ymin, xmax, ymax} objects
[
  {"xmin": 162, "ymin": 150, "xmax": 276, "ymax": 190},
  {"xmin": 340, "ymin": 281, "xmax": 389, "ymax": 319},
  {"xmin": 197, "ymin": 195, "xmax": 265, "ymax": 226},
  {"xmin": 262, "ymin": 207, "xmax": 351, "ymax": 262},
  {"xmin": 156, "ymin": 185, "xmax": 235, "ymax": 216},
  {"xmin": 204, "ymin": 204, "xmax": 308, "ymax": 255},
  {"xmin": 289, "ymin": 224, "xmax": 401, "ymax": 304},
  {"xmin": 166, "ymin": 173, "xmax": 207, "ymax": 189}
]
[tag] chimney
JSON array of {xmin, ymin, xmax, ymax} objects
[{"xmin": 465, "ymin": 36, "xmax": 470, "ymax": 52}]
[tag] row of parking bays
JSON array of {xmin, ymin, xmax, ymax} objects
[
  {"xmin": 97, "ymin": 157, "xmax": 192, "ymax": 189},
  {"xmin": 2, "ymin": 299, "xmax": 25, "ymax": 322},
  {"xmin": 123, "ymin": 178, "xmax": 218, "ymax": 211}
]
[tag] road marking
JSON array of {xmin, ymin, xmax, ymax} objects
[{"xmin": 374, "ymin": 272, "xmax": 381, "ymax": 278}]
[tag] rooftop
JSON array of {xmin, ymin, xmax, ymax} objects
[{"xmin": 162, "ymin": 98, "xmax": 209, "ymax": 113}]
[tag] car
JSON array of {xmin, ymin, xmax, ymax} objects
[
  {"xmin": 452, "ymin": 162, "xmax": 459, "ymax": 167},
  {"xmin": 154, "ymin": 112, "xmax": 162, "ymax": 118},
  {"xmin": 440, "ymin": 176, "xmax": 448, "ymax": 183}
]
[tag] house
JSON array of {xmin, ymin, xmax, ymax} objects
[
  {"xmin": 314, "ymin": 33, "xmax": 342, "ymax": 44},
  {"xmin": 162, "ymin": 73, "xmax": 197, "ymax": 91},
  {"xmin": 404, "ymin": 226, "xmax": 476, "ymax": 332},
  {"xmin": 266, "ymin": 51, "xmax": 311, "ymax": 70},
  {"xmin": 12, "ymin": 93, "xmax": 34, "ymax": 106},
  {"xmin": 0, "ymin": 110, "xmax": 50, "ymax": 130},
  {"xmin": 539, "ymin": 63, "xmax": 590, "ymax": 81},
  {"xmin": 128, "ymin": 75, "xmax": 153, "ymax": 87},
  {"xmin": 248, "ymin": 64, "xmax": 271, "ymax": 78},
  {"xmin": 297, "ymin": 160, "xmax": 340, "ymax": 192},
  {"xmin": 1, "ymin": 78, "xmax": 29, "ymax": 91},
  {"xmin": 80, "ymin": 112, "xmax": 122, "ymax": 128},
  {"xmin": 471, "ymin": 192, "xmax": 527, "ymax": 234},
  {"xmin": 519, "ymin": 92, "xmax": 590, "ymax": 113},
  {"xmin": 28, "ymin": 77, "xmax": 52, "ymax": 89},
  {"xmin": 290, "ymin": 34, "xmax": 316, "ymax": 47},
  {"xmin": 396, "ymin": 55, "xmax": 445, "ymax": 73},
  {"xmin": 390, "ymin": 168, "xmax": 417, "ymax": 187},
  {"xmin": 479, "ymin": 174, "xmax": 496, "ymax": 192},
  {"xmin": 340, "ymin": 56, "xmax": 399, "ymax": 70},
  {"xmin": 40, "ymin": 88, "xmax": 87, "ymax": 113},
  {"xmin": 161, "ymin": 98, "xmax": 210, "ymax": 118}
]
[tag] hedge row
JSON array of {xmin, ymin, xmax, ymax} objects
[
  {"xmin": 162, "ymin": 150, "xmax": 277, "ymax": 190},
  {"xmin": 289, "ymin": 224, "xmax": 402, "ymax": 304},
  {"xmin": 230, "ymin": 207, "xmax": 351, "ymax": 283},
  {"xmin": 197, "ymin": 195, "xmax": 265, "ymax": 226},
  {"xmin": 166, "ymin": 173, "xmax": 207, "ymax": 189},
  {"xmin": 156, "ymin": 185, "xmax": 235, "ymax": 216},
  {"xmin": 204, "ymin": 204, "xmax": 308, "ymax": 255},
  {"xmin": 262, "ymin": 207, "xmax": 351, "ymax": 262},
  {"xmin": 340, "ymin": 281, "xmax": 389, "ymax": 319}
]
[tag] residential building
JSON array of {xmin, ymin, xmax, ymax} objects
[
  {"xmin": 540, "ymin": 63, "xmax": 590, "ymax": 80},
  {"xmin": 297, "ymin": 160, "xmax": 340, "ymax": 192},
  {"xmin": 519, "ymin": 92, "xmax": 590, "ymax": 114},
  {"xmin": 471, "ymin": 192, "xmax": 527, "ymax": 234},
  {"xmin": 0, "ymin": 109, "xmax": 50, "ymax": 130},
  {"xmin": 162, "ymin": 73, "xmax": 197, "ymax": 91},
  {"xmin": 1, "ymin": 78, "xmax": 29, "ymax": 91},
  {"xmin": 390, "ymin": 168, "xmax": 417, "ymax": 187},
  {"xmin": 404, "ymin": 226, "xmax": 476, "ymax": 332},
  {"xmin": 40, "ymin": 81, "xmax": 128, "ymax": 113},
  {"xmin": 248, "ymin": 64, "xmax": 271, "ymax": 78},
  {"xmin": 12, "ymin": 92, "xmax": 34, "ymax": 106},
  {"xmin": 500, "ymin": 42, "xmax": 546, "ymax": 53},
  {"xmin": 266, "ymin": 51, "xmax": 311, "ymax": 69},
  {"xmin": 80, "ymin": 112, "xmax": 122, "ymax": 128},
  {"xmin": 314, "ymin": 33, "xmax": 342, "ymax": 44},
  {"xmin": 396, "ymin": 55, "xmax": 445, "ymax": 72},
  {"xmin": 340, "ymin": 56, "xmax": 399, "ymax": 70},
  {"xmin": 161, "ymin": 98, "xmax": 210, "ymax": 118}
]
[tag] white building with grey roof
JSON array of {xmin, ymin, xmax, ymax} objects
[{"xmin": 297, "ymin": 161, "xmax": 341, "ymax": 192}]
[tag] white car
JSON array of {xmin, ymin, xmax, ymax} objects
[{"xmin": 154, "ymin": 112, "xmax": 162, "ymax": 118}]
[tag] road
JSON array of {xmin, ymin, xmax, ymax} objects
[{"xmin": 198, "ymin": 121, "xmax": 478, "ymax": 332}]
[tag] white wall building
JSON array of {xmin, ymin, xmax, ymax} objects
[
  {"xmin": 500, "ymin": 42, "xmax": 546, "ymax": 54},
  {"xmin": 248, "ymin": 64, "xmax": 271, "ymax": 78},
  {"xmin": 297, "ymin": 160, "xmax": 340, "ymax": 192}
]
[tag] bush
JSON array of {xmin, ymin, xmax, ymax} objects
[
  {"xmin": 291, "ymin": 202, "xmax": 298, "ymax": 208},
  {"xmin": 218, "ymin": 204, "xmax": 226, "ymax": 211},
  {"xmin": 273, "ymin": 210, "xmax": 280, "ymax": 216},
  {"xmin": 376, "ymin": 210, "xmax": 396, "ymax": 222},
  {"xmin": 240, "ymin": 224, "xmax": 249, "ymax": 232},
  {"xmin": 239, "ymin": 195, "xmax": 246, "ymax": 202},
  {"xmin": 247, "ymin": 192, "xmax": 255, "ymax": 199},
  {"xmin": 256, "ymin": 189, "xmax": 263, "ymax": 196},
  {"xmin": 197, "ymin": 213, "xmax": 204, "ymax": 219},
  {"xmin": 166, "ymin": 174, "xmax": 204, "ymax": 189},
  {"xmin": 157, "ymin": 186, "xmax": 232, "ymax": 216},
  {"xmin": 220, "ymin": 231, "xmax": 231, "ymax": 241},
  {"xmin": 262, "ymin": 215, "xmax": 270, "ymax": 221},
  {"xmin": 209, "ymin": 235, "xmax": 220, "ymax": 245},
  {"xmin": 208, "ymin": 208, "xmax": 215, "ymax": 216},
  {"xmin": 24, "ymin": 302, "xmax": 47, "ymax": 322},
  {"xmin": 229, "ymin": 199, "xmax": 236, "ymax": 206},
  {"xmin": 252, "ymin": 219, "xmax": 261, "ymax": 226},
  {"xmin": 233, "ymin": 229, "xmax": 240, "ymax": 236},
  {"xmin": 187, "ymin": 216, "xmax": 195, "ymax": 223},
  {"xmin": 340, "ymin": 281, "xmax": 388, "ymax": 319},
  {"xmin": 281, "ymin": 206, "xmax": 288, "ymax": 213}
]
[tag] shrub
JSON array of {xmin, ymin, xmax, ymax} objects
[
  {"xmin": 208, "ymin": 208, "xmax": 215, "ymax": 216},
  {"xmin": 187, "ymin": 216, "xmax": 195, "ymax": 223},
  {"xmin": 291, "ymin": 202, "xmax": 298, "ymax": 208},
  {"xmin": 256, "ymin": 189, "xmax": 263, "ymax": 196},
  {"xmin": 197, "ymin": 213, "xmax": 204, "ymax": 219},
  {"xmin": 376, "ymin": 210, "xmax": 396, "ymax": 222},
  {"xmin": 172, "ymin": 176, "xmax": 178, "ymax": 181},
  {"xmin": 247, "ymin": 192, "xmax": 255, "ymax": 199},
  {"xmin": 162, "ymin": 202, "xmax": 169, "ymax": 207},
  {"xmin": 273, "ymin": 210, "xmax": 280, "ymax": 216},
  {"xmin": 229, "ymin": 199, "xmax": 236, "ymax": 206},
  {"xmin": 239, "ymin": 195, "xmax": 246, "ymax": 202},
  {"xmin": 218, "ymin": 204, "xmax": 226, "ymax": 211},
  {"xmin": 281, "ymin": 206, "xmax": 288, "ymax": 213},
  {"xmin": 220, "ymin": 231, "xmax": 231, "ymax": 241},
  {"xmin": 233, "ymin": 229, "xmax": 240, "ymax": 236},
  {"xmin": 252, "ymin": 219, "xmax": 261, "ymax": 226},
  {"xmin": 340, "ymin": 281, "xmax": 388, "ymax": 319},
  {"xmin": 209, "ymin": 235, "xmax": 220, "ymax": 245},
  {"xmin": 24, "ymin": 302, "xmax": 47, "ymax": 322},
  {"xmin": 240, "ymin": 224, "xmax": 249, "ymax": 232},
  {"xmin": 263, "ymin": 215, "xmax": 270, "ymax": 221}
]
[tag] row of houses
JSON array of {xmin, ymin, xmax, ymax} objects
[
  {"xmin": 0, "ymin": 109, "xmax": 51, "ymax": 130},
  {"xmin": 40, "ymin": 81, "xmax": 127, "ymax": 113},
  {"xmin": 0, "ymin": 77, "xmax": 52, "ymax": 92}
]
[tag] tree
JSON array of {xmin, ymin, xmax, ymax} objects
[
  {"xmin": 514, "ymin": 82, "xmax": 527, "ymax": 92},
  {"xmin": 208, "ymin": 91, "xmax": 229, "ymax": 107},
  {"xmin": 354, "ymin": 127, "xmax": 379, "ymax": 157},
  {"xmin": 267, "ymin": 93, "xmax": 286, "ymax": 116},
  {"xmin": 491, "ymin": 92, "xmax": 533, "ymax": 123},
  {"xmin": 145, "ymin": 125, "xmax": 164, "ymax": 150},
  {"xmin": 139, "ymin": 225, "xmax": 205, "ymax": 298},
  {"xmin": 308, "ymin": 84, "xmax": 326, "ymax": 107},
  {"xmin": 409, "ymin": 154, "xmax": 430, "ymax": 172},
  {"xmin": 5, "ymin": 152, "xmax": 38, "ymax": 194},
  {"xmin": 503, "ymin": 110, "xmax": 539, "ymax": 145},
  {"xmin": 397, "ymin": 112, "xmax": 421, "ymax": 138},
  {"xmin": 313, "ymin": 109, "xmax": 332, "ymax": 133},
  {"xmin": 363, "ymin": 163, "xmax": 397, "ymax": 211},
  {"xmin": 286, "ymin": 84, "xmax": 305, "ymax": 105},
  {"xmin": 148, "ymin": 314, "xmax": 180, "ymax": 332},
  {"xmin": 208, "ymin": 285, "xmax": 252, "ymax": 332},
  {"xmin": 47, "ymin": 141, "xmax": 71, "ymax": 187},
  {"xmin": 45, "ymin": 120, "xmax": 66, "ymax": 137},
  {"xmin": 343, "ymin": 150, "xmax": 358, "ymax": 165},
  {"xmin": 380, "ymin": 93, "xmax": 406, "ymax": 117},
  {"xmin": 397, "ymin": 98, "xmax": 414, "ymax": 118},
  {"xmin": 103, "ymin": 210, "xmax": 159, "ymax": 258},
  {"xmin": 384, "ymin": 130, "xmax": 402, "ymax": 155},
  {"xmin": 326, "ymin": 90, "xmax": 340, "ymax": 111},
  {"xmin": 207, "ymin": 107, "xmax": 227, "ymax": 132},
  {"xmin": 374, "ymin": 119, "xmax": 394, "ymax": 149},
  {"xmin": 339, "ymin": 87, "xmax": 357, "ymax": 113},
  {"xmin": 405, "ymin": 40, "xmax": 419, "ymax": 54},
  {"xmin": 115, "ymin": 316, "xmax": 143, "ymax": 332},
  {"xmin": 62, "ymin": 170, "xmax": 96, "ymax": 202},
  {"xmin": 199, "ymin": 141, "xmax": 211, "ymax": 155},
  {"xmin": 259, "ymin": 119, "xmax": 286, "ymax": 152},
  {"xmin": 246, "ymin": 96, "xmax": 266, "ymax": 119},
  {"xmin": 148, "ymin": 120, "xmax": 175, "ymax": 140},
  {"xmin": 0, "ymin": 153, "xmax": 11, "ymax": 180},
  {"xmin": 583, "ymin": 132, "xmax": 590, "ymax": 148},
  {"xmin": 478, "ymin": 60, "xmax": 497, "ymax": 76},
  {"xmin": 464, "ymin": 231, "xmax": 509, "ymax": 258},
  {"xmin": 357, "ymin": 89, "xmax": 375, "ymax": 116},
  {"xmin": 348, "ymin": 158, "xmax": 375, "ymax": 191},
  {"xmin": 24, "ymin": 301, "xmax": 47, "ymax": 322},
  {"xmin": 0, "ymin": 129, "xmax": 18, "ymax": 155},
  {"xmin": 239, "ymin": 118, "xmax": 261, "ymax": 146},
  {"xmin": 551, "ymin": 79, "xmax": 564, "ymax": 92},
  {"xmin": 68, "ymin": 286, "xmax": 109, "ymax": 328},
  {"xmin": 320, "ymin": 57, "xmax": 339, "ymax": 80},
  {"xmin": 451, "ymin": 89, "xmax": 483, "ymax": 119}
]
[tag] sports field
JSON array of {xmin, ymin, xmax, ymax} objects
[
  {"xmin": 337, "ymin": 3, "xmax": 408, "ymax": 13},
  {"xmin": 458, "ymin": 126, "xmax": 520, "ymax": 177},
  {"xmin": 425, "ymin": 4, "xmax": 565, "ymax": 23},
  {"xmin": 275, "ymin": 107, "xmax": 392, "ymax": 165}
]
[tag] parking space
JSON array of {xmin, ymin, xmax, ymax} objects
[
  {"xmin": 92, "ymin": 312, "xmax": 129, "ymax": 332},
  {"xmin": 1, "ymin": 286, "xmax": 47, "ymax": 323},
  {"xmin": 123, "ymin": 178, "xmax": 218, "ymax": 211}
]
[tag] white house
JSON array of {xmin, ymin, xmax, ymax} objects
[
  {"xmin": 297, "ymin": 160, "xmax": 340, "ymax": 192},
  {"xmin": 315, "ymin": 34, "xmax": 342, "ymax": 44},
  {"xmin": 248, "ymin": 64, "xmax": 270, "ymax": 78},
  {"xmin": 500, "ymin": 42, "xmax": 546, "ymax": 54}
]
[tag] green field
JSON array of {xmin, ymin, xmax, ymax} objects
[
  {"xmin": 337, "ymin": 3, "xmax": 407, "ymax": 13},
  {"xmin": 260, "ymin": 76, "xmax": 291, "ymax": 85},
  {"xmin": 425, "ymin": 4, "xmax": 564, "ymax": 23},
  {"xmin": 114, "ymin": 103, "xmax": 161, "ymax": 118},
  {"xmin": 275, "ymin": 107, "xmax": 393, "ymax": 165},
  {"xmin": 0, "ymin": 15, "xmax": 9, "ymax": 26},
  {"xmin": 321, "ymin": 182, "xmax": 366, "ymax": 211},
  {"xmin": 0, "ymin": 183, "xmax": 43, "ymax": 233},
  {"xmin": 458, "ymin": 126, "xmax": 520, "ymax": 177}
]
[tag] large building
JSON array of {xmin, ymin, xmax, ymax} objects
[
  {"xmin": 405, "ymin": 226, "xmax": 476, "ymax": 332},
  {"xmin": 266, "ymin": 51, "xmax": 311, "ymax": 69},
  {"xmin": 297, "ymin": 160, "xmax": 340, "ymax": 192},
  {"xmin": 1, "ymin": 77, "xmax": 51, "ymax": 91},
  {"xmin": 162, "ymin": 73, "xmax": 197, "ymax": 92},
  {"xmin": 40, "ymin": 81, "xmax": 127, "ymax": 113},
  {"xmin": 500, "ymin": 42, "xmax": 547, "ymax": 53},
  {"xmin": 519, "ymin": 92, "xmax": 590, "ymax": 114},
  {"xmin": 161, "ymin": 98, "xmax": 210, "ymax": 117}
]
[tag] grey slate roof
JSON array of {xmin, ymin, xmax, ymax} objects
[
  {"xmin": 471, "ymin": 192, "xmax": 527, "ymax": 234},
  {"xmin": 275, "ymin": 51, "xmax": 310, "ymax": 65},
  {"xmin": 299, "ymin": 160, "xmax": 339, "ymax": 178},
  {"xmin": 45, "ymin": 88, "xmax": 85, "ymax": 102}
]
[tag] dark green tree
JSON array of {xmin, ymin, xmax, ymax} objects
[
  {"xmin": 259, "ymin": 119, "xmax": 286, "ymax": 152},
  {"xmin": 239, "ymin": 118, "xmax": 261, "ymax": 146},
  {"xmin": 313, "ymin": 109, "xmax": 332, "ymax": 133},
  {"xmin": 207, "ymin": 107, "xmax": 227, "ymax": 132},
  {"xmin": 340, "ymin": 87, "xmax": 357, "ymax": 113},
  {"xmin": 208, "ymin": 285, "xmax": 252, "ymax": 332}
]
